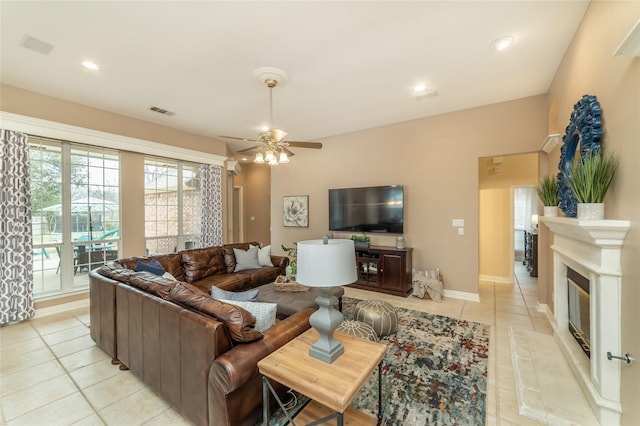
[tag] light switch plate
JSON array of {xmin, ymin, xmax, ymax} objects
[
  {"xmin": 458, "ymin": 227, "xmax": 465, "ymax": 235},
  {"xmin": 452, "ymin": 219, "xmax": 464, "ymax": 227}
]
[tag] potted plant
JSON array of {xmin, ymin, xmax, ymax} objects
[
  {"xmin": 351, "ymin": 234, "xmax": 371, "ymax": 248},
  {"xmin": 535, "ymin": 175, "xmax": 559, "ymax": 216},
  {"xmin": 281, "ymin": 244, "xmax": 297, "ymax": 279},
  {"xmin": 568, "ymin": 150, "xmax": 619, "ymax": 220}
]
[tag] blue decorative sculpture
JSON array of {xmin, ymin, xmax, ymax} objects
[{"xmin": 557, "ymin": 95, "xmax": 602, "ymax": 217}]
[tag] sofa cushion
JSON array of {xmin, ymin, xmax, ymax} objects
[
  {"xmin": 117, "ymin": 253, "xmax": 186, "ymax": 282},
  {"xmin": 98, "ymin": 262, "xmax": 137, "ymax": 282},
  {"xmin": 168, "ymin": 282, "xmax": 263, "ymax": 343},
  {"xmin": 181, "ymin": 247, "xmax": 226, "ymax": 283},
  {"xmin": 211, "ymin": 286, "xmax": 259, "ymax": 302},
  {"xmin": 127, "ymin": 271, "xmax": 178, "ymax": 299},
  {"xmin": 218, "ymin": 300, "xmax": 277, "ymax": 332},
  {"xmin": 135, "ymin": 259, "xmax": 165, "ymax": 275},
  {"xmin": 233, "ymin": 246, "xmax": 261, "ymax": 272},
  {"xmin": 236, "ymin": 266, "xmax": 282, "ymax": 287}
]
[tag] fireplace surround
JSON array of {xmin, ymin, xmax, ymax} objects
[{"xmin": 541, "ymin": 216, "xmax": 630, "ymax": 424}]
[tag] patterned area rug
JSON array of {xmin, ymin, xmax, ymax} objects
[
  {"xmin": 344, "ymin": 297, "xmax": 489, "ymax": 425},
  {"xmin": 267, "ymin": 297, "xmax": 490, "ymax": 425}
]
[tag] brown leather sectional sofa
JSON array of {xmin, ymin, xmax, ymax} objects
[{"xmin": 89, "ymin": 242, "xmax": 313, "ymax": 426}]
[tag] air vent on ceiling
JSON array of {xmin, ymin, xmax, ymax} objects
[
  {"xmin": 149, "ymin": 106, "xmax": 175, "ymax": 116},
  {"xmin": 20, "ymin": 34, "xmax": 55, "ymax": 55}
]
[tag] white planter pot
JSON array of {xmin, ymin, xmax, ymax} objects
[
  {"xmin": 577, "ymin": 203, "xmax": 604, "ymax": 220},
  {"xmin": 543, "ymin": 206, "xmax": 559, "ymax": 217}
]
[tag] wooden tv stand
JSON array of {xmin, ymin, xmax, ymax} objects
[{"xmin": 350, "ymin": 245, "xmax": 413, "ymax": 297}]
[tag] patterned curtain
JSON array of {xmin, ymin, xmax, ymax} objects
[
  {"xmin": 200, "ymin": 164, "xmax": 223, "ymax": 247},
  {"xmin": 0, "ymin": 130, "xmax": 34, "ymax": 325}
]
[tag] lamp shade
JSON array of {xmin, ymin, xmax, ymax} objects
[{"xmin": 296, "ymin": 239, "xmax": 357, "ymax": 288}]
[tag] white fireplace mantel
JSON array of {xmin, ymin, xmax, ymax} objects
[{"xmin": 540, "ymin": 216, "xmax": 630, "ymax": 425}]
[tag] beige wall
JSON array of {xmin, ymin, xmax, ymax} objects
[
  {"xmin": 271, "ymin": 95, "xmax": 547, "ymax": 296},
  {"xmin": 478, "ymin": 153, "xmax": 539, "ymax": 282},
  {"xmin": 544, "ymin": 2, "xmax": 640, "ymax": 423},
  {"xmin": 1, "ymin": 84, "xmax": 232, "ymax": 255}
]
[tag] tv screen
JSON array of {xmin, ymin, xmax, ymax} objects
[{"xmin": 329, "ymin": 185, "xmax": 404, "ymax": 234}]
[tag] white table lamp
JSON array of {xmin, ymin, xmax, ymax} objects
[{"xmin": 296, "ymin": 238, "xmax": 357, "ymax": 363}]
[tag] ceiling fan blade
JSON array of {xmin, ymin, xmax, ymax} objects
[
  {"xmin": 271, "ymin": 128, "xmax": 287, "ymax": 142},
  {"xmin": 219, "ymin": 135, "xmax": 258, "ymax": 142},
  {"xmin": 284, "ymin": 147, "xmax": 295, "ymax": 157},
  {"xmin": 286, "ymin": 141, "xmax": 323, "ymax": 149}
]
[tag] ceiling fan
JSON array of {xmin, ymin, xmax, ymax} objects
[{"xmin": 219, "ymin": 67, "xmax": 322, "ymax": 165}]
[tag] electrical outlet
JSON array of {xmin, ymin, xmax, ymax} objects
[{"xmin": 452, "ymin": 219, "xmax": 464, "ymax": 227}]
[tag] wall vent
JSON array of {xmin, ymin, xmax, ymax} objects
[
  {"xmin": 20, "ymin": 34, "xmax": 55, "ymax": 55},
  {"xmin": 149, "ymin": 106, "xmax": 175, "ymax": 116}
]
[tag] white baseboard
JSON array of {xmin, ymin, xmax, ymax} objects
[
  {"xmin": 479, "ymin": 274, "xmax": 513, "ymax": 284},
  {"xmin": 34, "ymin": 299, "xmax": 89, "ymax": 318},
  {"xmin": 536, "ymin": 301, "xmax": 548, "ymax": 313},
  {"xmin": 443, "ymin": 289, "xmax": 480, "ymax": 302}
]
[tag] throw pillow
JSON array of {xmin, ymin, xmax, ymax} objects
[
  {"xmin": 135, "ymin": 259, "xmax": 165, "ymax": 276},
  {"xmin": 251, "ymin": 244, "xmax": 274, "ymax": 267},
  {"xmin": 162, "ymin": 271, "xmax": 177, "ymax": 281},
  {"xmin": 168, "ymin": 283, "xmax": 263, "ymax": 342},
  {"xmin": 211, "ymin": 286, "xmax": 259, "ymax": 302},
  {"xmin": 233, "ymin": 246, "xmax": 261, "ymax": 272},
  {"xmin": 218, "ymin": 299, "xmax": 277, "ymax": 333}
]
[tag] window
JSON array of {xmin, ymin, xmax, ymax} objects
[
  {"xmin": 144, "ymin": 158, "xmax": 201, "ymax": 255},
  {"xmin": 30, "ymin": 137, "xmax": 120, "ymax": 297}
]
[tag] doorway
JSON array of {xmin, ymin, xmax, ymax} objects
[{"xmin": 478, "ymin": 153, "xmax": 539, "ymax": 285}]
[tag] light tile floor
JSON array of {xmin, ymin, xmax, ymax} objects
[{"xmin": 0, "ymin": 263, "xmax": 588, "ymax": 426}]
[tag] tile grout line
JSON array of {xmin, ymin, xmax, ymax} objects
[{"xmin": 17, "ymin": 313, "xmax": 111, "ymax": 426}]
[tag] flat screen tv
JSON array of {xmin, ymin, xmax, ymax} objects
[{"xmin": 329, "ymin": 185, "xmax": 404, "ymax": 234}]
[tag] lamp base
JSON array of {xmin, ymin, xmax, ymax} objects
[{"xmin": 309, "ymin": 288, "xmax": 344, "ymax": 363}]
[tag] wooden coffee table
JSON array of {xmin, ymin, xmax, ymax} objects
[{"xmin": 258, "ymin": 328, "xmax": 387, "ymax": 425}]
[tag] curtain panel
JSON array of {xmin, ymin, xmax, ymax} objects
[
  {"xmin": 200, "ymin": 164, "xmax": 223, "ymax": 247},
  {"xmin": 0, "ymin": 130, "xmax": 35, "ymax": 325}
]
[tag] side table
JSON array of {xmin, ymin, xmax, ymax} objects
[{"xmin": 258, "ymin": 328, "xmax": 387, "ymax": 425}]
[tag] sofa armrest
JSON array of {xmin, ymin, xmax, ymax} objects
[
  {"xmin": 270, "ymin": 255, "xmax": 289, "ymax": 270},
  {"xmin": 209, "ymin": 308, "xmax": 312, "ymax": 395}
]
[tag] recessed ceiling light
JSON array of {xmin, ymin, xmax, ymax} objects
[
  {"xmin": 82, "ymin": 61, "xmax": 100, "ymax": 71},
  {"xmin": 492, "ymin": 36, "xmax": 515, "ymax": 51},
  {"xmin": 413, "ymin": 83, "xmax": 427, "ymax": 94},
  {"xmin": 241, "ymin": 157, "xmax": 248, "ymax": 162}
]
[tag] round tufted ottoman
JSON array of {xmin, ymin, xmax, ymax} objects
[
  {"xmin": 354, "ymin": 300, "xmax": 398, "ymax": 337},
  {"xmin": 336, "ymin": 320, "xmax": 378, "ymax": 342}
]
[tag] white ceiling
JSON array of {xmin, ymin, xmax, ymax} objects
[{"xmin": 0, "ymin": 1, "xmax": 589, "ymax": 155}]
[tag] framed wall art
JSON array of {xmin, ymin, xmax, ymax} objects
[{"xmin": 283, "ymin": 195, "xmax": 309, "ymax": 227}]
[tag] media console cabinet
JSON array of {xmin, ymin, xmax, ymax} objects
[{"xmin": 351, "ymin": 245, "xmax": 413, "ymax": 297}]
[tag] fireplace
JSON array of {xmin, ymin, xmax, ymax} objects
[
  {"xmin": 541, "ymin": 216, "xmax": 629, "ymax": 425},
  {"xmin": 567, "ymin": 267, "xmax": 590, "ymax": 358}
]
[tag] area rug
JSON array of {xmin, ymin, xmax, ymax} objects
[
  {"xmin": 340, "ymin": 297, "xmax": 490, "ymax": 425},
  {"xmin": 268, "ymin": 297, "xmax": 490, "ymax": 425}
]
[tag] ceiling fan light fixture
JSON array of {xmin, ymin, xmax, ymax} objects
[
  {"xmin": 268, "ymin": 157, "xmax": 279, "ymax": 166},
  {"xmin": 279, "ymin": 152, "xmax": 290, "ymax": 163},
  {"xmin": 265, "ymin": 150, "xmax": 275, "ymax": 162},
  {"xmin": 254, "ymin": 152, "xmax": 265, "ymax": 164}
]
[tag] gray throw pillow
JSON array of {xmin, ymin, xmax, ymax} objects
[
  {"xmin": 218, "ymin": 299, "xmax": 277, "ymax": 332},
  {"xmin": 211, "ymin": 286, "xmax": 259, "ymax": 302},
  {"xmin": 233, "ymin": 246, "xmax": 261, "ymax": 272}
]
